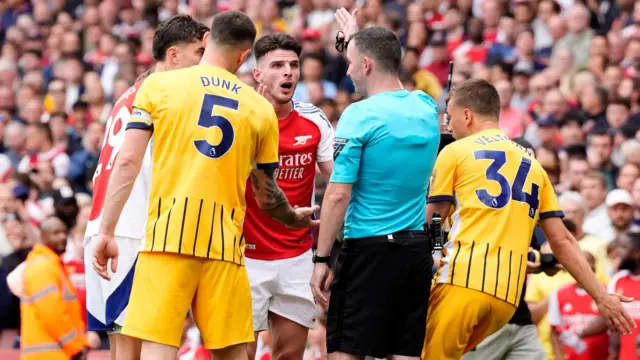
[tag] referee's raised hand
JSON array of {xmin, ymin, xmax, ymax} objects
[
  {"xmin": 595, "ymin": 292, "xmax": 637, "ymax": 335},
  {"xmin": 335, "ymin": 7, "xmax": 359, "ymax": 40}
]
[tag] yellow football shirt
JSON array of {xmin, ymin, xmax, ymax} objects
[
  {"xmin": 429, "ymin": 128, "xmax": 563, "ymax": 306},
  {"xmin": 127, "ymin": 65, "xmax": 279, "ymax": 264}
]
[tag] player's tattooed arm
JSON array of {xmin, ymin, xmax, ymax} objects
[{"xmin": 250, "ymin": 168, "xmax": 297, "ymax": 225}]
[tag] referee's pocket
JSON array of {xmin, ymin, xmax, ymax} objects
[{"xmin": 331, "ymin": 246, "xmax": 349, "ymax": 289}]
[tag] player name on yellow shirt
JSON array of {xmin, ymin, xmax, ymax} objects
[
  {"xmin": 200, "ymin": 76, "xmax": 243, "ymax": 95},
  {"xmin": 474, "ymin": 133, "xmax": 535, "ymax": 157}
]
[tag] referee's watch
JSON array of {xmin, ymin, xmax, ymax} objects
[{"xmin": 312, "ymin": 251, "xmax": 331, "ymax": 264}]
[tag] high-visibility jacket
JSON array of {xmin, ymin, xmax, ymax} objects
[{"xmin": 20, "ymin": 244, "xmax": 87, "ymax": 360}]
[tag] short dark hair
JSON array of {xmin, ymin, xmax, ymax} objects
[
  {"xmin": 301, "ymin": 52, "xmax": 325, "ymax": 67},
  {"xmin": 254, "ymin": 33, "xmax": 302, "ymax": 61},
  {"xmin": 628, "ymin": 232, "xmax": 640, "ymax": 250},
  {"xmin": 448, "ymin": 79, "xmax": 501, "ymax": 120},
  {"xmin": 29, "ymin": 122, "xmax": 53, "ymax": 143},
  {"xmin": 588, "ymin": 126, "xmax": 614, "ymax": 145},
  {"xmin": 49, "ymin": 112, "xmax": 67, "ymax": 122},
  {"xmin": 583, "ymin": 170, "xmax": 607, "ymax": 189},
  {"xmin": 153, "ymin": 15, "xmax": 209, "ymax": 61},
  {"xmin": 350, "ymin": 27, "xmax": 402, "ymax": 74},
  {"xmin": 592, "ymin": 86, "xmax": 609, "ymax": 108},
  {"xmin": 609, "ymin": 97, "xmax": 631, "ymax": 109},
  {"xmin": 209, "ymin": 10, "xmax": 256, "ymax": 48}
]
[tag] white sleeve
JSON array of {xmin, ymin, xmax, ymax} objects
[
  {"xmin": 607, "ymin": 270, "xmax": 627, "ymax": 293},
  {"xmin": 52, "ymin": 153, "xmax": 70, "ymax": 177},
  {"xmin": 294, "ymin": 101, "xmax": 335, "ymax": 163},
  {"xmin": 17, "ymin": 156, "xmax": 30, "ymax": 173},
  {"xmin": 317, "ymin": 114, "xmax": 334, "ymax": 163},
  {"xmin": 547, "ymin": 291, "xmax": 563, "ymax": 327}
]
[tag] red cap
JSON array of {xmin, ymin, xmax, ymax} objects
[
  {"xmin": 135, "ymin": 53, "xmax": 153, "ymax": 65},
  {"xmin": 302, "ymin": 29, "xmax": 321, "ymax": 41}
]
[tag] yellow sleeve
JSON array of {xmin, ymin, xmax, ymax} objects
[
  {"xmin": 255, "ymin": 105, "xmax": 279, "ymax": 171},
  {"xmin": 538, "ymin": 171, "xmax": 564, "ymax": 219},
  {"xmin": 427, "ymin": 145, "xmax": 457, "ymax": 204},
  {"xmin": 525, "ymin": 274, "xmax": 545, "ymax": 302},
  {"xmin": 127, "ymin": 75, "xmax": 158, "ymax": 131}
]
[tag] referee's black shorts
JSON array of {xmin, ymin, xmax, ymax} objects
[{"xmin": 326, "ymin": 230, "xmax": 433, "ymax": 358}]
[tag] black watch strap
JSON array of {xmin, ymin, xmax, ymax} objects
[{"xmin": 313, "ymin": 253, "xmax": 331, "ymax": 263}]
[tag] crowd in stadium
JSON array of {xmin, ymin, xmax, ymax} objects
[{"xmin": 0, "ymin": 0, "xmax": 639, "ymax": 359}]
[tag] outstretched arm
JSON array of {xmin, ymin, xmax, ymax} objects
[
  {"xmin": 250, "ymin": 167, "xmax": 295, "ymax": 225},
  {"xmin": 540, "ymin": 218, "xmax": 635, "ymax": 335},
  {"xmin": 250, "ymin": 167, "xmax": 319, "ymax": 229}
]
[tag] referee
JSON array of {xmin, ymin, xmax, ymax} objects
[{"xmin": 310, "ymin": 8, "xmax": 440, "ymax": 360}]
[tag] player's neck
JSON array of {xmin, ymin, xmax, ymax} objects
[
  {"xmin": 470, "ymin": 121, "xmax": 500, "ymax": 135},
  {"xmin": 199, "ymin": 52, "xmax": 235, "ymax": 73},
  {"xmin": 365, "ymin": 74, "xmax": 404, "ymax": 98},
  {"xmin": 273, "ymin": 100, "xmax": 292, "ymax": 120},
  {"xmin": 154, "ymin": 62, "xmax": 168, "ymax": 72}
]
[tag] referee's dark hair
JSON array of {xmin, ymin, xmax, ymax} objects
[
  {"xmin": 152, "ymin": 15, "xmax": 209, "ymax": 61},
  {"xmin": 254, "ymin": 33, "xmax": 302, "ymax": 61},
  {"xmin": 209, "ymin": 10, "xmax": 257, "ymax": 48},
  {"xmin": 448, "ymin": 78, "xmax": 501, "ymax": 120},
  {"xmin": 350, "ymin": 27, "xmax": 402, "ymax": 74}
]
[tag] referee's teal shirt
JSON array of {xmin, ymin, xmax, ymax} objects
[{"xmin": 331, "ymin": 89, "xmax": 440, "ymax": 240}]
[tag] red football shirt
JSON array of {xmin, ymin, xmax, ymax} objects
[
  {"xmin": 85, "ymin": 81, "xmax": 151, "ymax": 241},
  {"xmin": 244, "ymin": 101, "xmax": 333, "ymax": 260},
  {"xmin": 548, "ymin": 283, "xmax": 609, "ymax": 360},
  {"xmin": 608, "ymin": 270, "xmax": 640, "ymax": 360}
]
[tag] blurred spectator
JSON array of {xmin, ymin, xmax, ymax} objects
[
  {"xmin": 401, "ymin": 48, "xmax": 442, "ymax": 100},
  {"xmin": 17, "ymin": 123, "xmax": 70, "ymax": 178},
  {"xmin": 425, "ymin": 32, "xmax": 452, "ymax": 87},
  {"xmin": 510, "ymin": 62, "xmax": 533, "ymax": 112},
  {"xmin": 294, "ymin": 52, "xmax": 337, "ymax": 103},
  {"xmin": 552, "ymin": 4, "xmax": 594, "ymax": 67},
  {"xmin": 601, "ymin": 189, "xmax": 639, "ymax": 241},
  {"xmin": 453, "ymin": 17, "xmax": 488, "ymax": 64},
  {"xmin": 496, "ymin": 79, "xmax": 525, "ymax": 138},
  {"xmin": 633, "ymin": 178, "xmax": 640, "ymax": 226},
  {"xmin": 68, "ymin": 122, "xmax": 103, "ymax": 193},
  {"xmin": 558, "ymin": 191, "xmax": 611, "ymax": 279},
  {"xmin": 617, "ymin": 163, "xmax": 640, "ymax": 194},
  {"xmin": 580, "ymin": 171, "xmax": 612, "ymax": 238},
  {"xmin": 586, "ymin": 128, "xmax": 618, "ymax": 190},
  {"xmin": 3, "ymin": 122, "xmax": 26, "ymax": 167}
]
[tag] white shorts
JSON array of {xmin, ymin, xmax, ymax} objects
[
  {"xmin": 84, "ymin": 235, "xmax": 141, "ymax": 332},
  {"xmin": 245, "ymin": 249, "xmax": 316, "ymax": 331}
]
